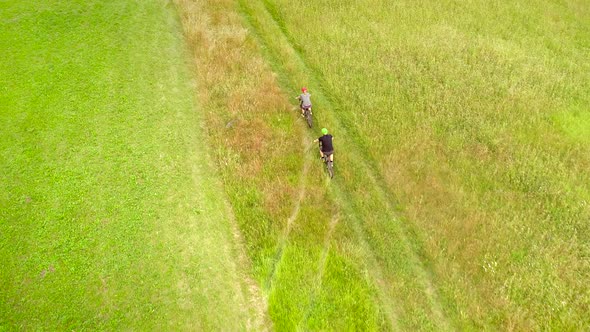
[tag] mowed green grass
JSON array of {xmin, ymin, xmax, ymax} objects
[
  {"xmin": 1, "ymin": 0, "xmax": 258, "ymax": 330},
  {"xmin": 176, "ymin": 0, "xmax": 590, "ymax": 330}
]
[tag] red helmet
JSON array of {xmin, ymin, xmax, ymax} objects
[{"xmin": 301, "ymin": 87, "xmax": 307, "ymax": 92}]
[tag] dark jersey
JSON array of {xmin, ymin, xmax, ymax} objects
[{"xmin": 318, "ymin": 134, "xmax": 334, "ymax": 152}]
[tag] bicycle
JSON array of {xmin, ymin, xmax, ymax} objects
[
  {"xmin": 302, "ymin": 106, "xmax": 313, "ymax": 128},
  {"xmin": 322, "ymin": 152, "xmax": 334, "ymax": 179}
]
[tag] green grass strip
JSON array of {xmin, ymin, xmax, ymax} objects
[{"xmin": 0, "ymin": 0, "xmax": 256, "ymax": 329}]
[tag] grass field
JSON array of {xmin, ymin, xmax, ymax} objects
[
  {"xmin": 3, "ymin": 0, "xmax": 589, "ymax": 330},
  {"xmin": 263, "ymin": 1, "xmax": 590, "ymax": 329},
  {"xmin": 1, "ymin": 0, "xmax": 264, "ymax": 330},
  {"xmin": 176, "ymin": 0, "xmax": 590, "ymax": 330}
]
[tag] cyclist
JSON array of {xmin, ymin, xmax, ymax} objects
[
  {"xmin": 296, "ymin": 87, "xmax": 312, "ymax": 117},
  {"xmin": 314, "ymin": 127, "xmax": 334, "ymax": 164}
]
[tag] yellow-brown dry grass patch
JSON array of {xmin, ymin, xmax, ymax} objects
[
  {"xmin": 174, "ymin": 0, "xmax": 298, "ymax": 157},
  {"xmin": 173, "ymin": 0, "xmax": 311, "ymax": 304},
  {"xmin": 172, "ymin": 0, "xmax": 311, "ymax": 328}
]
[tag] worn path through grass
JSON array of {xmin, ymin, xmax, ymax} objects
[{"xmin": 237, "ymin": 0, "xmax": 453, "ymax": 329}]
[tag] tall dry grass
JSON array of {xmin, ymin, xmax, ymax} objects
[{"xmin": 174, "ymin": 0, "xmax": 296, "ymax": 212}]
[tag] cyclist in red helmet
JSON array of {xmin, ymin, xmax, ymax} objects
[{"xmin": 296, "ymin": 87, "xmax": 312, "ymax": 117}]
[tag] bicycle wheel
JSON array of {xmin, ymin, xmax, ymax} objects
[
  {"xmin": 327, "ymin": 161, "xmax": 334, "ymax": 178},
  {"xmin": 305, "ymin": 109, "xmax": 313, "ymax": 128}
]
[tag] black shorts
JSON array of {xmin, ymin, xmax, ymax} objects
[{"xmin": 322, "ymin": 150, "xmax": 333, "ymax": 156}]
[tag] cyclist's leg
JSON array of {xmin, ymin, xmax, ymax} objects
[{"xmin": 302, "ymin": 105, "xmax": 311, "ymax": 116}]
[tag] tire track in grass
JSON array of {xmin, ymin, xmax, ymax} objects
[
  {"xmin": 329, "ymin": 191, "xmax": 402, "ymax": 331},
  {"xmin": 318, "ymin": 214, "xmax": 340, "ymax": 285},
  {"xmin": 286, "ymin": 132, "xmax": 311, "ymax": 235},
  {"xmin": 302, "ymin": 183, "xmax": 402, "ymax": 331},
  {"xmin": 299, "ymin": 213, "xmax": 343, "ymax": 328},
  {"xmin": 237, "ymin": 0, "xmax": 401, "ymax": 329},
  {"xmin": 358, "ymin": 165, "xmax": 451, "ymax": 330},
  {"xmin": 239, "ymin": 0, "xmax": 451, "ymax": 329},
  {"xmin": 266, "ymin": 132, "xmax": 311, "ymax": 288}
]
